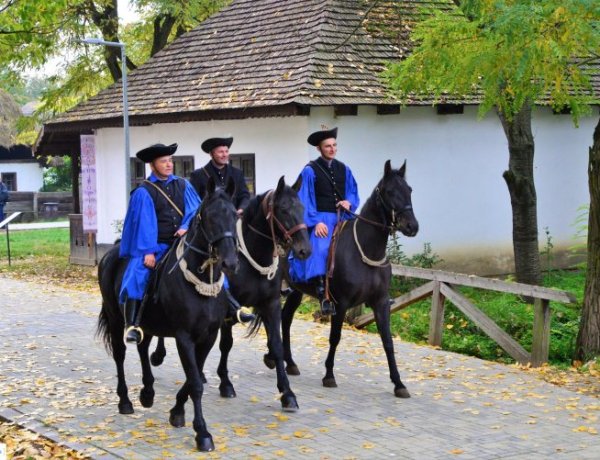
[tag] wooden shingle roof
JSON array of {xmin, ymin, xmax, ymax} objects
[
  {"xmin": 45, "ymin": 0, "xmax": 458, "ymax": 132},
  {"xmin": 42, "ymin": 0, "xmax": 599, "ymax": 136}
]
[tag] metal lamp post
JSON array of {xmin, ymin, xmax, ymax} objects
[{"xmin": 81, "ymin": 38, "xmax": 131, "ymax": 201}]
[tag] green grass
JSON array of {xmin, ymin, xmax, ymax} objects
[{"xmin": 0, "ymin": 228, "xmax": 70, "ymax": 259}]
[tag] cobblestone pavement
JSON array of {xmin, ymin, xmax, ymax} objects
[{"xmin": 1, "ymin": 276, "xmax": 599, "ymax": 459}]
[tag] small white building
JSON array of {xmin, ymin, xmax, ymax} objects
[
  {"xmin": 0, "ymin": 144, "xmax": 44, "ymax": 192},
  {"xmin": 35, "ymin": 0, "xmax": 599, "ymax": 274}
]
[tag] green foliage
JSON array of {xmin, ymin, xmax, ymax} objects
[
  {"xmin": 0, "ymin": 0, "xmax": 231, "ymax": 143},
  {"xmin": 385, "ymin": 0, "xmax": 600, "ymax": 121},
  {"xmin": 570, "ymin": 204, "xmax": 589, "ymax": 259},
  {"xmin": 42, "ymin": 156, "xmax": 72, "ymax": 192},
  {"xmin": 540, "ymin": 226, "xmax": 554, "ymax": 282}
]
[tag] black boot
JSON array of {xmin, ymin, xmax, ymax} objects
[
  {"xmin": 316, "ymin": 276, "xmax": 335, "ymax": 316},
  {"xmin": 123, "ymin": 299, "xmax": 143, "ymax": 345},
  {"xmin": 224, "ymin": 289, "xmax": 256, "ymax": 325}
]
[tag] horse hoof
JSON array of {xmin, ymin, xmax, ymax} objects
[
  {"xmin": 119, "ymin": 402, "xmax": 134, "ymax": 415},
  {"xmin": 286, "ymin": 364, "xmax": 300, "ymax": 376},
  {"xmin": 139, "ymin": 388, "xmax": 155, "ymax": 408},
  {"xmin": 150, "ymin": 352, "xmax": 165, "ymax": 367},
  {"xmin": 322, "ymin": 377, "xmax": 337, "ymax": 388},
  {"xmin": 263, "ymin": 354, "xmax": 276, "ymax": 370},
  {"xmin": 219, "ymin": 385, "xmax": 237, "ymax": 398},
  {"xmin": 196, "ymin": 435, "xmax": 215, "ymax": 452},
  {"xmin": 169, "ymin": 413, "xmax": 185, "ymax": 428},
  {"xmin": 281, "ymin": 394, "xmax": 299, "ymax": 412},
  {"xmin": 395, "ymin": 387, "xmax": 411, "ymax": 398}
]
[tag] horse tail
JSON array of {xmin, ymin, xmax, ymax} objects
[
  {"xmin": 245, "ymin": 311, "xmax": 263, "ymax": 338},
  {"xmin": 96, "ymin": 304, "xmax": 114, "ymax": 355}
]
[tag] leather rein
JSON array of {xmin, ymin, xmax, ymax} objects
[{"xmin": 247, "ymin": 189, "xmax": 307, "ymax": 254}]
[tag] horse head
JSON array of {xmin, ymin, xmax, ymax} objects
[
  {"xmin": 189, "ymin": 176, "xmax": 239, "ymax": 274},
  {"xmin": 378, "ymin": 160, "xmax": 419, "ymax": 237},
  {"xmin": 268, "ymin": 176, "xmax": 312, "ymax": 260}
]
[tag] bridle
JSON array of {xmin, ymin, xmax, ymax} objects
[
  {"xmin": 169, "ymin": 195, "xmax": 236, "ymax": 276},
  {"xmin": 375, "ymin": 186, "xmax": 413, "ymax": 233},
  {"xmin": 241, "ymin": 189, "xmax": 307, "ymax": 280},
  {"xmin": 342, "ymin": 185, "xmax": 412, "ymax": 235},
  {"xmin": 248, "ymin": 189, "xmax": 307, "ymax": 249}
]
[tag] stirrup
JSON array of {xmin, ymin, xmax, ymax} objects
[
  {"xmin": 124, "ymin": 325, "xmax": 144, "ymax": 345},
  {"xmin": 320, "ymin": 298, "xmax": 336, "ymax": 316}
]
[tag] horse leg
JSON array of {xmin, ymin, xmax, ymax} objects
[
  {"xmin": 150, "ymin": 336, "xmax": 166, "ymax": 366},
  {"xmin": 169, "ymin": 381, "xmax": 190, "ymax": 428},
  {"xmin": 322, "ymin": 305, "xmax": 346, "ymax": 388},
  {"xmin": 371, "ymin": 301, "xmax": 410, "ymax": 398},
  {"xmin": 171, "ymin": 332, "xmax": 215, "ymax": 451},
  {"xmin": 216, "ymin": 323, "xmax": 236, "ymax": 398},
  {"xmin": 110, "ymin": 326, "xmax": 134, "ymax": 414},
  {"xmin": 262, "ymin": 304, "xmax": 299, "ymax": 411},
  {"xmin": 137, "ymin": 335, "xmax": 156, "ymax": 408},
  {"xmin": 280, "ymin": 289, "xmax": 303, "ymax": 375}
]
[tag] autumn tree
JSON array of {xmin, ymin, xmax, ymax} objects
[
  {"xmin": 384, "ymin": 0, "xmax": 599, "ymax": 289},
  {"xmin": 383, "ymin": 0, "xmax": 600, "ymax": 357},
  {"xmin": 0, "ymin": 0, "xmax": 230, "ymax": 142}
]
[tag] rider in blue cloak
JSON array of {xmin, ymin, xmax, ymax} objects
[
  {"xmin": 288, "ymin": 127, "xmax": 360, "ymax": 315},
  {"xmin": 119, "ymin": 143, "xmax": 253, "ymax": 345}
]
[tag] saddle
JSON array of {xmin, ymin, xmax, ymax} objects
[{"xmin": 324, "ymin": 216, "xmax": 350, "ymax": 305}]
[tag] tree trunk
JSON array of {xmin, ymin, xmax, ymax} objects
[
  {"xmin": 498, "ymin": 101, "xmax": 542, "ymax": 287},
  {"xmin": 576, "ymin": 116, "xmax": 600, "ymax": 361}
]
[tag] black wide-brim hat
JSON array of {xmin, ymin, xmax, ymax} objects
[
  {"xmin": 307, "ymin": 127, "xmax": 338, "ymax": 146},
  {"xmin": 201, "ymin": 137, "xmax": 233, "ymax": 153},
  {"xmin": 136, "ymin": 143, "xmax": 178, "ymax": 163}
]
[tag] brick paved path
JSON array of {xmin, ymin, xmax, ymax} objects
[{"xmin": 1, "ymin": 276, "xmax": 598, "ymax": 459}]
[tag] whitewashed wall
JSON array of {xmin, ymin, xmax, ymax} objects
[
  {"xmin": 93, "ymin": 105, "xmax": 596, "ymax": 274},
  {"xmin": 0, "ymin": 162, "xmax": 43, "ymax": 191}
]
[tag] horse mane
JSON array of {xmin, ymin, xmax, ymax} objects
[
  {"xmin": 359, "ymin": 178, "xmax": 385, "ymax": 219},
  {"xmin": 241, "ymin": 190, "xmax": 268, "ymax": 230}
]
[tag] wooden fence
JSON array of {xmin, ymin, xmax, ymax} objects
[
  {"xmin": 3, "ymin": 191, "xmax": 73, "ymax": 222},
  {"xmin": 353, "ymin": 265, "xmax": 577, "ymax": 367}
]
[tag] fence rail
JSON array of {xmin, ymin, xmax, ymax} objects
[{"xmin": 353, "ymin": 265, "xmax": 577, "ymax": 367}]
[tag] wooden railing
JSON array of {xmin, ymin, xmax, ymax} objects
[{"xmin": 353, "ymin": 265, "xmax": 577, "ymax": 367}]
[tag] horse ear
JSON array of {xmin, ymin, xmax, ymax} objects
[
  {"xmin": 399, "ymin": 160, "xmax": 407, "ymax": 178},
  {"xmin": 207, "ymin": 176, "xmax": 216, "ymax": 195},
  {"xmin": 275, "ymin": 175, "xmax": 285, "ymax": 195},
  {"xmin": 225, "ymin": 176, "xmax": 236, "ymax": 198},
  {"xmin": 384, "ymin": 160, "xmax": 392, "ymax": 178},
  {"xmin": 292, "ymin": 174, "xmax": 302, "ymax": 193}
]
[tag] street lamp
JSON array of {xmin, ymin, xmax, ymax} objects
[{"xmin": 81, "ymin": 38, "xmax": 131, "ymax": 201}]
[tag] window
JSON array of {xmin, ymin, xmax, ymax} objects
[
  {"xmin": 230, "ymin": 154, "xmax": 256, "ymax": 195},
  {"xmin": 130, "ymin": 156, "xmax": 195, "ymax": 190},
  {"xmin": 173, "ymin": 156, "xmax": 194, "ymax": 179},
  {"xmin": 1, "ymin": 172, "xmax": 17, "ymax": 191},
  {"xmin": 130, "ymin": 158, "xmax": 146, "ymax": 189}
]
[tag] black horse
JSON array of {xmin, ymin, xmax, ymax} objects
[
  {"xmin": 151, "ymin": 176, "xmax": 312, "ymax": 410},
  {"xmin": 278, "ymin": 160, "xmax": 419, "ymax": 398},
  {"xmin": 97, "ymin": 178, "xmax": 238, "ymax": 451}
]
